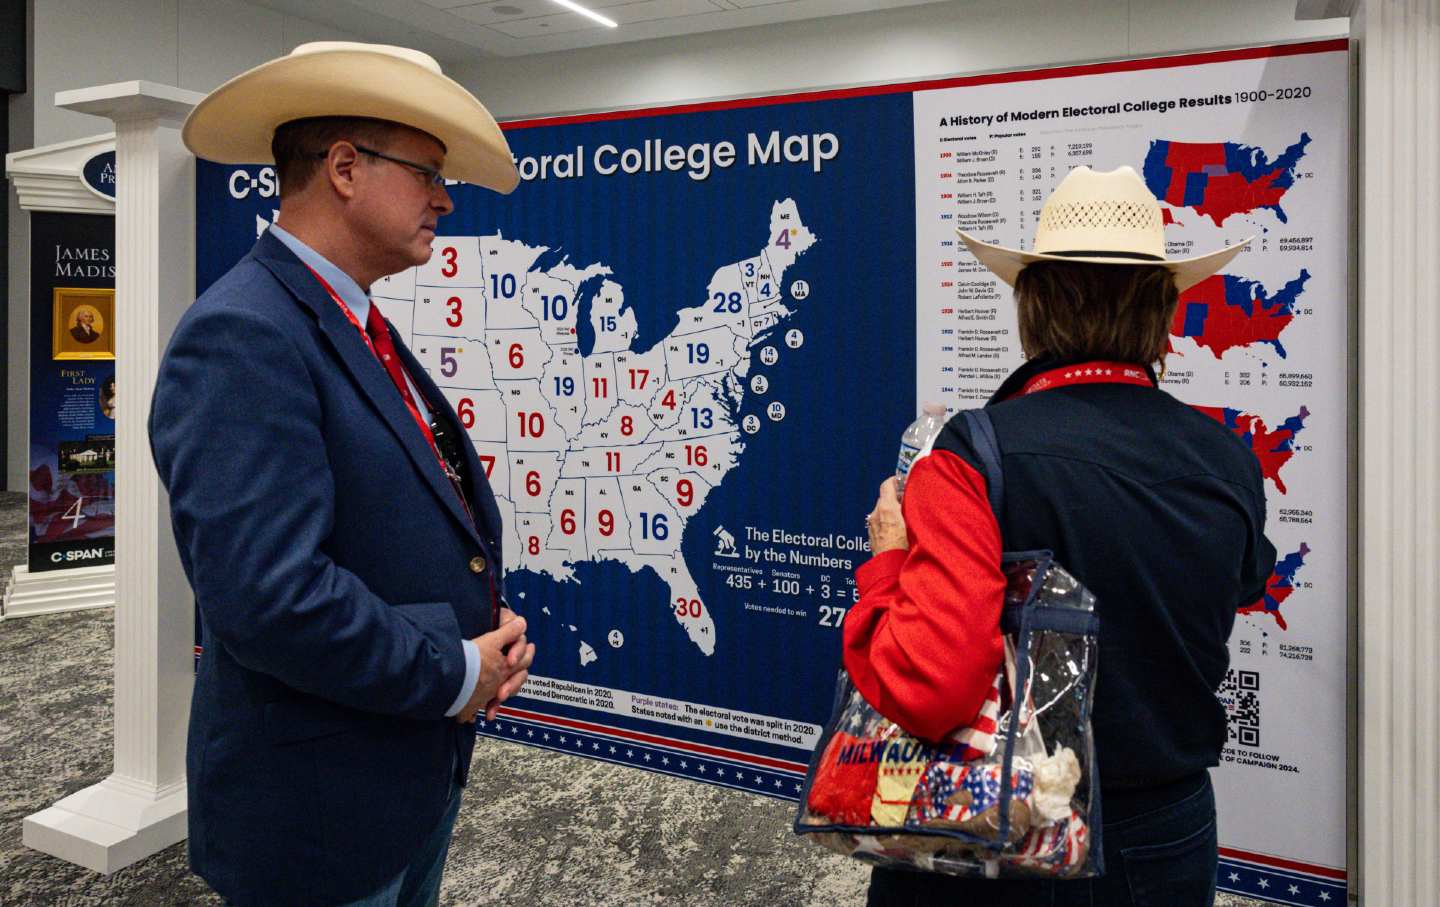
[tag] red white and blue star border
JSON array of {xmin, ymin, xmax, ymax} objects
[
  {"xmin": 476, "ymin": 705, "xmax": 808, "ymax": 799},
  {"xmin": 1217, "ymin": 847, "xmax": 1347, "ymax": 906}
]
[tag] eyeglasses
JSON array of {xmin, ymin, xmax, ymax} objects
[{"xmin": 316, "ymin": 144, "xmax": 446, "ymax": 187}]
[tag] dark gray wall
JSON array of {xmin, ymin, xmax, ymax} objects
[{"xmin": 0, "ymin": 0, "xmax": 24, "ymax": 92}]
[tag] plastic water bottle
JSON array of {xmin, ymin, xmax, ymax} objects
[{"xmin": 895, "ymin": 402, "xmax": 949, "ymax": 500}]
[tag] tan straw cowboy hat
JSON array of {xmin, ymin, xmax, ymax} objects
[
  {"xmin": 182, "ymin": 42, "xmax": 519, "ymax": 194},
  {"xmin": 958, "ymin": 165, "xmax": 1249, "ymax": 291}
]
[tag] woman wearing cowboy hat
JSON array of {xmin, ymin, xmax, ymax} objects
[{"xmin": 848, "ymin": 166, "xmax": 1277, "ymax": 906}]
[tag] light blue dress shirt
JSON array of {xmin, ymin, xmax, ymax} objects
[{"xmin": 268, "ymin": 223, "xmax": 481, "ymax": 718}]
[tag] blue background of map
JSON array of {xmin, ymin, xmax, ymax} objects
[{"xmin": 196, "ymin": 90, "xmax": 916, "ymax": 770}]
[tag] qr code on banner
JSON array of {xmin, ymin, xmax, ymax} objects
[{"xmin": 1219, "ymin": 669, "xmax": 1261, "ymax": 747}]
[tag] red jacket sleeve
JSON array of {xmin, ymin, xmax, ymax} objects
[{"xmin": 842, "ymin": 450, "xmax": 1005, "ymax": 742}]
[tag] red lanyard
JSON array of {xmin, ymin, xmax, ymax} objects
[
  {"xmin": 1012, "ymin": 361, "xmax": 1155, "ymax": 398},
  {"xmin": 304, "ymin": 265, "xmax": 473, "ymax": 521}
]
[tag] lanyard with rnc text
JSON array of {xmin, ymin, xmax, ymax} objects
[
  {"xmin": 304, "ymin": 264, "xmax": 474, "ymax": 523},
  {"xmin": 1011, "ymin": 361, "xmax": 1156, "ymax": 399}
]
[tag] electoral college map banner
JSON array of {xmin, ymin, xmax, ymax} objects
[{"xmin": 196, "ymin": 39, "xmax": 1348, "ymax": 906}]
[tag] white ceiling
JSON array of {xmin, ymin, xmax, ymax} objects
[{"xmin": 248, "ymin": 0, "xmax": 953, "ymax": 59}]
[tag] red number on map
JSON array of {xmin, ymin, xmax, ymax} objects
[
  {"xmin": 446, "ymin": 296, "xmax": 462, "ymax": 327},
  {"xmin": 675, "ymin": 597, "xmax": 703, "ymax": 618},
  {"xmin": 676, "ymin": 478, "xmax": 694, "ymax": 508},
  {"xmin": 478, "ymin": 455, "xmax": 496, "ymax": 478},
  {"xmin": 457, "ymin": 397, "xmax": 475, "ymax": 429},
  {"xmin": 527, "ymin": 535, "xmax": 539, "ymax": 555},
  {"xmin": 441, "ymin": 247, "xmax": 458, "ymax": 278},
  {"xmin": 560, "ymin": 509, "xmax": 576, "ymax": 535},
  {"xmin": 525, "ymin": 470, "xmax": 541, "ymax": 497}
]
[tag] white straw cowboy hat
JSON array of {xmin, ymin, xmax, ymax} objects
[
  {"xmin": 958, "ymin": 165, "xmax": 1249, "ymax": 291},
  {"xmin": 182, "ymin": 42, "xmax": 518, "ymax": 194}
]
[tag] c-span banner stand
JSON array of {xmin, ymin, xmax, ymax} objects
[
  {"xmin": 21, "ymin": 81, "xmax": 202, "ymax": 874},
  {"xmin": 4, "ymin": 135, "xmax": 118, "ymax": 619}
]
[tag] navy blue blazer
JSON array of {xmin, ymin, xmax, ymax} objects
[{"xmin": 150, "ymin": 230, "xmax": 504, "ymax": 905}]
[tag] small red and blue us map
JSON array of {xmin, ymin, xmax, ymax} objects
[
  {"xmin": 1239, "ymin": 543, "xmax": 1310, "ymax": 630},
  {"xmin": 1171, "ymin": 270, "xmax": 1310, "ymax": 359},
  {"xmin": 1143, "ymin": 134, "xmax": 1311, "ymax": 226},
  {"xmin": 1193, "ymin": 404, "xmax": 1310, "ymax": 494}
]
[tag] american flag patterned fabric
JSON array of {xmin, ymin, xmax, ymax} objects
[
  {"xmin": 1009, "ymin": 809, "xmax": 1089, "ymax": 871},
  {"xmin": 917, "ymin": 758, "xmax": 1035, "ymax": 825},
  {"xmin": 944, "ymin": 669, "xmax": 1002, "ymax": 760}
]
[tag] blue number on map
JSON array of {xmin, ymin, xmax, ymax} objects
[
  {"xmin": 440, "ymin": 347, "xmax": 458, "ymax": 378},
  {"xmin": 774, "ymin": 228, "xmax": 791, "ymax": 249},
  {"xmin": 490, "ymin": 273, "xmax": 517, "ymax": 298},
  {"xmin": 744, "ymin": 262, "xmax": 756, "ymax": 278},
  {"xmin": 542, "ymin": 294, "xmax": 568, "ymax": 320},
  {"xmin": 712, "ymin": 291, "xmax": 742, "ymax": 314},
  {"xmin": 599, "ymin": 315, "xmax": 617, "ymax": 332},
  {"xmin": 554, "ymin": 376, "xmax": 575, "ymax": 396},
  {"xmin": 639, "ymin": 512, "xmax": 670, "ymax": 541},
  {"xmin": 687, "ymin": 342, "xmax": 710, "ymax": 364},
  {"xmin": 691, "ymin": 407, "xmax": 714, "ymax": 429}
]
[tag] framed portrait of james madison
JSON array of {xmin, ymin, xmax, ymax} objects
[{"xmin": 53, "ymin": 287, "xmax": 115, "ymax": 360}]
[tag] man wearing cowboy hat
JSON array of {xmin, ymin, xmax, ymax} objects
[{"xmin": 150, "ymin": 43, "xmax": 535, "ymax": 905}]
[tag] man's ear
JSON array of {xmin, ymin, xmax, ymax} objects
[{"xmin": 324, "ymin": 142, "xmax": 362, "ymax": 200}]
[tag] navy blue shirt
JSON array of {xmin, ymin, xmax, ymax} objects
[{"xmin": 936, "ymin": 358, "xmax": 1277, "ymax": 793}]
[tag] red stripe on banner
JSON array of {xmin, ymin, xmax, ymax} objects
[
  {"xmin": 1218, "ymin": 847, "xmax": 1348, "ymax": 881},
  {"xmin": 501, "ymin": 40, "xmax": 1348, "ymax": 131},
  {"xmin": 496, "ymin": 705, "xmax": 810, "ymax": 773}
]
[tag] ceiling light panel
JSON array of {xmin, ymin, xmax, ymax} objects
[
  {"xmin": 486, "ymin": 0, "xmax": 725, "ymax": 37},
  {"xmin": 445, "ymin": 0, "xmax": 629, "ymax": 25}
]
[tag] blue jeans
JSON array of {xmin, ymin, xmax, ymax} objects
[
  {"xmin": 866, "ymin": 773, "xmax": 1217, "ymax": 907},
  {"xmin": 335, "ymin": 780, "xmax": 465, "ymax": 907}
]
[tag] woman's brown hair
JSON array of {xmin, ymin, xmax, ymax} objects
[{"xmin": 1013, "ymin": 261, "xmax": 1179, "ymax": 366}]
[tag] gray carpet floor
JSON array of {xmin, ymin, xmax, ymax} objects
[{"xmin": 0, "ymin": 491, "xmax": 1262, "ymax": 905}]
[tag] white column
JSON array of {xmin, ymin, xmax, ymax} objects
[
  {"xmin": 22, "ymin": 81, "xmax": 204, "ymax": 874},
  {"xmin": 1357, "ymin": 1, "xmax": 1440, "ymax": 904}
]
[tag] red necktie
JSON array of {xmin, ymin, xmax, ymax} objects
[{"xmin": 362, "ymin": 304, "xmax": 475, "ymax": 521}]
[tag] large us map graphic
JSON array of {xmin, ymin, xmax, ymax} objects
[{"xmin": 373, "ymin": 201, "xmax": 816, "ymax": 660}]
